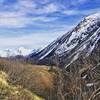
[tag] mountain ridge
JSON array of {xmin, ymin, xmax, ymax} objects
[{"xmin": 28, "ymin": 12, "xmax": 100, "ymax": 68}]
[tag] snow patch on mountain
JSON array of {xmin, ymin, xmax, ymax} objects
[{"xmin": 56, "ymin": 12, "xmax": 100, "ymax": 55}]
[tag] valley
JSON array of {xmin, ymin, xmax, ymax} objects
[{"xmin": 0, "ymin": 7, "xmax": 100, "ymax": 100}]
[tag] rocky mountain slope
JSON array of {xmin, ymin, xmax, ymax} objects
[{"xmin": 29, "ymin": 13, "xmax": 100, "ymax": 68}]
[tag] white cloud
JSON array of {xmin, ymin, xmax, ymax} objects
[
  {"xmin": 0, "ymin": 31, "xmax": 67, "ymax": 49},
  {"xmin": 0, "ymin": 18, "xmax": 29, "ymax": 28},
  {"xmin": 1, "ymin": 0, "xmax": 89, "ymax": 28},
  {"xmin": 63, "ymin": 8, "xmax": 100, "ymax": 16},
  {"xmin": 0, "ymin": 0, "xmax": 59, "ymax": 28},
  {"xmin": 0, "ymin": 12, "xmax": 24, "ymax": 18},
  {"xmin": 28, "ymin": 3, "xmax": 60, "ymax": 14},
  {"xmin": 0, "ymin": 12, "xmax": 58, "ymax": 28},
  {"xmin": 18, "ymin": 0, "xmax": 37, "ymax": 8},
  {"xmin": 16, "ymin": 0, "xmax": 59, "ymax": 14},
  {"xmin": 70, "ymin": 0, "xmax": 88, "ymax": 6},
  {"xmin": 38, "ymin": 0, "xmax": 49, "ymax": 4},
  {"xmin": 31, "ymin": 16, "xmax": 58, "ymax": 22},
  {"xmin": 43, "ymin": 3, "xmax": 59, "ymax": 13},
  {"xmin": 63, "ymin": 10, "xmax": 78, "ymax": 15}
]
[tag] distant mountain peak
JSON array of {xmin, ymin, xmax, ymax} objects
[
  {"xmin": 0, "ymin": 47, "xmax": 33, "ymax": 57},
  {"xmin": 18, "ymin": 47, "xmax": 33, "ymax": 56}
]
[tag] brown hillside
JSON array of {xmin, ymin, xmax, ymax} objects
[{"xmin": 0, "ymin": 58, "xmax": 56, "ymax": 100}]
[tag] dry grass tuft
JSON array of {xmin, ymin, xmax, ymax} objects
[{"xmin": 0, "ymin": 70, "xmax": 44, "ymax": 100}]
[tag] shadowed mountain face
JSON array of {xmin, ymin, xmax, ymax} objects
[{"xmin": 29, "ymin": 13, "xmax": 100, "ymax": 68}]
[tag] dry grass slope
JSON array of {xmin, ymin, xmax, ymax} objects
[{"xmin": 0, "ymin": 58, "xmax": 56, "ymax": 100}]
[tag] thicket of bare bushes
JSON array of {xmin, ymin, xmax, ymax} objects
[
  {"xmin": 0, "ymin": 42, "xmax": 99, "ymax": 100},
  {"xmin": 52, "ymin": 41, "xmax": 100, "ymax": 100}
]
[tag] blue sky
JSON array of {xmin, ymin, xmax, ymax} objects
[{"xmin": 0, "ymin": 0, "xmax": 100, "ymax": 49}]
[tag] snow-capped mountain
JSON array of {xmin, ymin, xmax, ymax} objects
[
  {"xmin": 0, "ymin": 47, "xmax": 33, "ymax": 57},
  {"xmin": 29, "ymin": 12, "xmax": 100, "ymax": 68}
]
